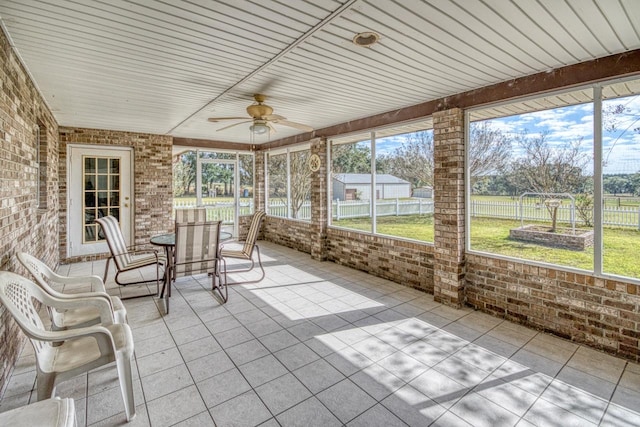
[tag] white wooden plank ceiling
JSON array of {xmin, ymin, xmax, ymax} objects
[{"xmin": 0, "ymin": 0, "xmax": 638, "ymax": 145}]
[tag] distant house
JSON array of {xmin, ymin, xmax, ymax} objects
[{"xmin": 332, "ymin": 174, "xmax": 411, "ymax": 200}]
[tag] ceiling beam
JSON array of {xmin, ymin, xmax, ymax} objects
[{"xmin": 172, "ymin": 137, "xmax": 250, "ymax": 151}]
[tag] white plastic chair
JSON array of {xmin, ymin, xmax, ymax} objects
[
  {"xmin": 17, "ymin": 252, "xmax": 127, "ymax": 328},
  {"xmin": 0, "ymin": 271, "xmax": 136, "ymax": 422},
  {"xmin": 0, "ymin": 397, "xmax": 75, "ymax": 427}
]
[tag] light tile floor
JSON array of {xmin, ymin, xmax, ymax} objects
[{"xmin": 2, "ymin": 241, "xmax": 640, "ymax": 426}]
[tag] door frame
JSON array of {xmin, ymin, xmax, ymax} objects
[{"xmin": 67, "ymin": 144, "xmax": 134, "ymax": 257}]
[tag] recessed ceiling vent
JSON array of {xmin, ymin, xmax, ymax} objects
[{"xmin": 352, "ymin": 31, "xmax": 379, "ymax": 47}]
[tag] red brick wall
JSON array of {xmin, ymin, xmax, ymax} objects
[
  {"xmin": 433, "ymin": 108, "xmax": 465, "ymax": 307},
  {"xmin": 466, "ymin": 253, "xmax": 640, "ymax": 361},
  {"xmin": 264, "ymin": 217, "xmax": 312, "ymax": 254},
  {"xmin": 58, "ymin": 127, "xmax": 174, "ymax": 263},
  {"xmin": 0, "ymin": 27, "xmax": 59, "ymax": 397},
  {"xmin": 327, "ymin": 228, "xmax": 435, "ymax": 292}
]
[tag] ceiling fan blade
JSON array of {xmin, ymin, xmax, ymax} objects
[
  {"xmin": 275, "ymin": 120, "xmax": 313, "ymax": 132},
  {"xmin": 216, "ymin": 120, "xmax": 252, "ymax": 132},
  {"xmin": 267, "ymin": 122, "xmax": 277, "ymax": 134},
  {"xmin": 262, "ymin": 114, "xmax": 286, "ymax": 121},
  {"xmin": 208, "ymin": 117, "xmax": 249, "ymax": 122}
]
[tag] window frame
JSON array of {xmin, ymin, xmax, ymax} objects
[
  {"xmin": 464, "ymin": 76, "xmax": 640, "ymax": 285},
  {"xmin": 266, "ymin": 143, "xmax": 312, "ymax": 222},
  {"xmin": 327, "ymin": 120, "xmax": 435, "ymax": 245}
]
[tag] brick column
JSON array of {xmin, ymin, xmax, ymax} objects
[
  {"xmin": 310, "ymin": 137, "xmax": 327, "ymax": 260},
  {"xmin": 433, "ymin": 108, "xmax": 466, "ymax": 307},
  {"xmin": 254, "ymin": 150, "xmax": 266, "ymax": 213}
]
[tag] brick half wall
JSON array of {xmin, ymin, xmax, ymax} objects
[
  {"xmin": 327, "ymin": 228, "xmax": 435, "ymax": 293},
  {"xmin": 466, "ymin": 253, "xmax": 640, "ymax": 361}
]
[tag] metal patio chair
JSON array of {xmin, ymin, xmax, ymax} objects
[
  {"xmin": 96, "ymin": 215, "xmax": 164, "ymax": 299},
  {"xmin": 220, "ymin": 210, "xmax": 266, "ymax": 284},
  {"xmin": 161, "ymin": 219, "xmax": 227, "ymax": 313}
]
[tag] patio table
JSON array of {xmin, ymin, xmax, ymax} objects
[{"xmin": 151, "ymin": 231, "xmax": 232, "ymax": 296}]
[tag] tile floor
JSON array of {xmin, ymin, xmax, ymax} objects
[{"xmin": 1, "ymin": 241, "xmax": 640, "ymax": 426}]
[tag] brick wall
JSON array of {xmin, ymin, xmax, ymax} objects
[
  {"xmin": 0, "ymin": 27, "xmax": 59, "ymax": 397},
  {"xmin": 309, "ymin": 138, "xmax": 328, "ymax": 261},
  {"xmin": 263, "ymin": 217, "xmax": 312, "ymax": 254},
  {"xmin": 58, "ymin": 127, "xmax": 174, "ymax": 263},
  {"xmin": 466, "ymin": 254, "xmax": 640, "ymax": 361},
  {"xmin": 432, "ymin": 108, "xmax": 465, "ymax": 307},
  {"xmin": 327, "ymin": 228, "xmax": 435, "ymax": 292}
]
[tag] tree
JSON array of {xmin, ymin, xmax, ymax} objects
[
  {"xmin": 290, "ymin": 151, "xmax": 312, "ymax": 218},
  {"xmin": 331, "ymin": 143, "xmax": 371, "ymax": 174},
  {"xmin": 468, "ymin": 121, "xmax": 512, "ymax": 181},
  {"xmin": 239, "ymin": 154, "xmax": 254, "ymax": 195},
  {"xmin": 172, "ymin": 151, "xmax": 196, "ymax": 197},
  {"xmin": 511, "ymin": 131, "xmax": 591, "ymax": 225},
  {"xmin": 268, "ymin": 154, "xmax": 287, "ymax": 202},
  {"xmin": 575, "ymin": 193, "xmax": 594, "ymax": 227},
  {"xmin": 380, "ymin": 131, "xmax": 434, "ymax": 189},
  {"xmin": 512, "ymin": 131, "xmax": 589, "ymax": 195},
  {"xmin": 603, "ymin": 175, "xmax": 632, "ymax": 195}
]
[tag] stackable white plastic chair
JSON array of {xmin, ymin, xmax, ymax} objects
[
  {"xmin": 0, "ymin": 271, "xmax": 136, "ymax": 422},
  {"xmin": 220, "ymin": 210, "xmax": 266, "ymax": 284},
  {"xmin": 17, "ymin": 252, "xmax": 127, "ymax": 328},
  {"xmin": 0, "ymin": 397, "xmax": 75, "ymax": 427}
]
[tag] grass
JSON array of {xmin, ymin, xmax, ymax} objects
[
  {"xmin": 471, "ymin": 217, "xmax": 640, "ymax": 277},
  {"xmin": 332, "ymin": 215, "xmax": 435, "ymax": 242},
  {"xmin": 333, "ymin": 215, "xmax": 640, "ymax": 277}
]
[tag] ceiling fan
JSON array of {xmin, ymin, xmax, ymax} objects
[{"xmin": 207, "ymin": 94, "xmax": 313, "ymax": 135}]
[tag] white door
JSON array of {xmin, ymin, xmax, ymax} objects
[{"xmin": 68, "ymin": 145, "xmax": 133, "ymax": 257}]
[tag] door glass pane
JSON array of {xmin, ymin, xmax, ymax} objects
[
  {"xmin": 239, "ymin": 154, "xmax": 254, "ymax": 216},
  {"xmin": 201, "ymin": 162, "xmax": 235, "ymax": 228},
  {"xmin": 83, "ymin": 155, "xmax": 121, "ymax": 244},
  {"xmin": 98, "ymin": 158, "xmax": 108, "ymax": 173}
]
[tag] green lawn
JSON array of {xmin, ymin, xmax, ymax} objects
[
  {"xmin": 333, "ymin": 215, "xmax": 435, "ymax": 242},
  {"xmin": 333, "ymin": 215, "xmax": 640, "ymax": 278},
  {"xmin": 472, "ymin": 217, "xmax": 640, "ymax": 277}
]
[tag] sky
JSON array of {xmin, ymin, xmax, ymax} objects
[
  {"xmin": 369, "ymin": 91, "xmax": 640, "ymax": 175},
  {"xmin": 485, "ymin": 94, "xmax": 640, "ymax": 175}
]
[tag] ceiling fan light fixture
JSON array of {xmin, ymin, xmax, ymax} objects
[
  {"xmin": 353, "ymin": 31, "xmax": 379, "ymax": 47},
  {"xmin": 250, "ymin": 122, "xmax": 270, "ymax": 135}
]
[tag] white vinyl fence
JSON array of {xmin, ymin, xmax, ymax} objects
[
  {"xmin": 470, "ymin": 200, "xmax": 640, "ymax": 229},
  {"xmin": 173, "ymin": 198, "xmax": 640, "ymax": 229},
  {"xmin": 173, "ymin": 200, "xmax": 254, "ymax": 223},
  {"xmin": 332, "ymin": 199, "xmax": 434, "ymax": 220}
]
